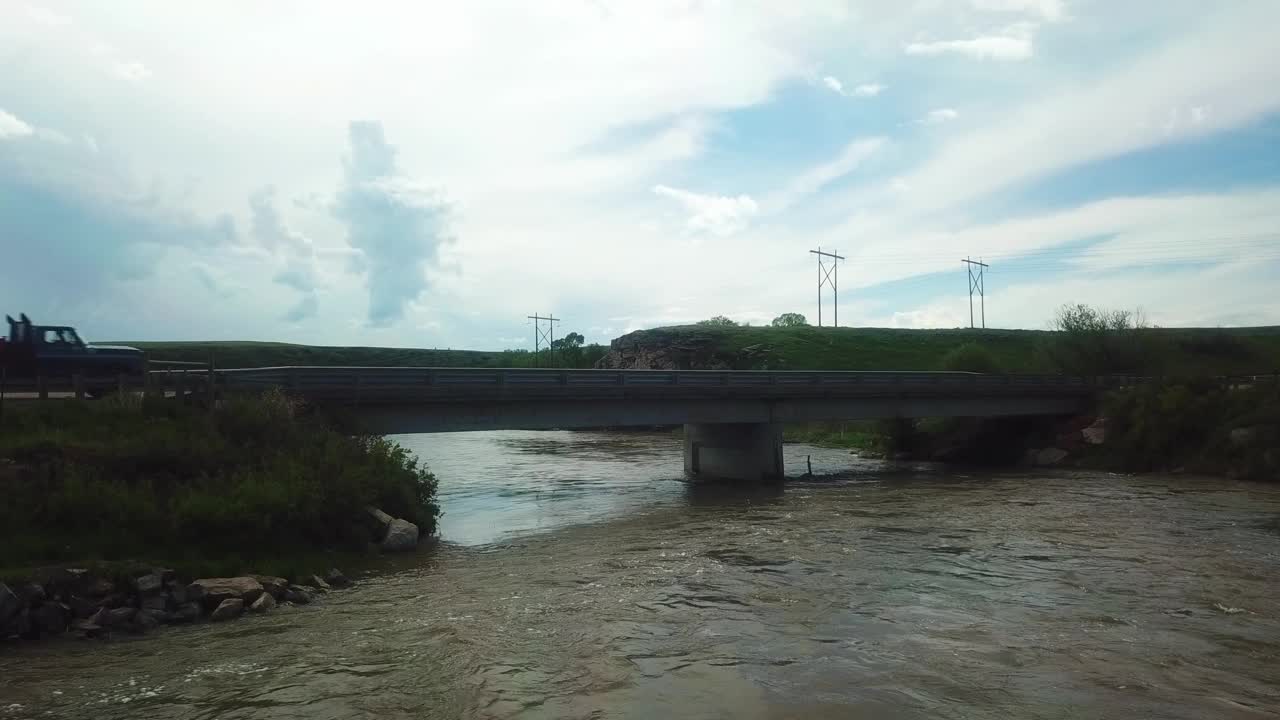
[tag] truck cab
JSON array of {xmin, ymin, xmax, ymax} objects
[{"xmin": 1, "ymin": 313, "xmax": 146, "ymax": 378}]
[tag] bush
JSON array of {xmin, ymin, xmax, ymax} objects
[
  {"xmin": 696, "ymin": 316, "xmax": 738, "ymax": 327},
  {"xmin": 940, "ymin": 342, "xmax": 1002, "ymax": 373},
  {"xmin": 1042, "ymin": 303, "xmax": 1162, "ymax": 376},
  {"xmin": 771, "ymin": 313, "xmax": 808, "ymax": 327},
  {"xmin": 0, "ymin": 390, "xmax": 440, "ymax": 570}
]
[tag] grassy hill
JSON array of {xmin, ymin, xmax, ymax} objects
[
  {"xmin": 118, "ymin": 325, "xmax": 1280, "ymax": 376},
  {"xmin": 598, "ymin": 325, "xmax": 1280, "ymax": 376}
]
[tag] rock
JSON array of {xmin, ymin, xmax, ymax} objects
[
  {"xmin": 141, "ymin": 594, "xmax": 170, "ymax": 612},
  {"xmin": 133, "ymin": 609, "xmax": 162, "ymax": 633},
  {"xmin": 0, "ymin": 583, "xmax": 21, "ymax": 626},
  {"xmin": 365, "ymin": 506, "xmax": 395, "ymax": 540},
  {"xmin": 284, "ymin": 586, "xmax": 312, "ymax": 604},
  {"xmin": 1082, "ymin": 418, "xmax": 1108, "ymax": 445},
  {"xmin": 1230, "ymin": 427, "xmax": 1257, "ymax": 447},
  {"xmin": 93, "ymin": 607, "xmax": 136, "ymax": 627},
  {"xmin": 249, "ymin": 575, "xmax": 289, "ymax": 600},
  {"xmin": 210, "ymin": 598, "xmax": 244, "ymax": 622},
  {"xmin": 32, "ymin": 603, "xmax": 70, "ymax": 636},
  {"xmin": 2, "ymin": 608, "xmax": 32, "ymax": 639},
  {"xmin": 382, "ymin": 519, "xmax": 420, "ymax": 552},
  {"xmin": 33, "ymin": 567, "xmax": 88, "ymax": 598},
  {"xmin": 305, "ymin": 575, "xmax": 331, "ymax": 592},
  {"xmin": 72, "ymin": 619, "xmax": 105, "ymax": 638},
  {"xmin": 86, "ymin": 577, "xmax": 115, "ymax": 597},
  {"xmin": 1020, "ymin": 448, "xmax": 1041, "ymax": 468},
  {"xmin": 1035, "ymin": 448, "xmax": 1069, "ymax": 466},
  {"xmin": 183, "ymin": 582, "xmax": 207, "ymax": 605},
  {"xmin": 18, "ymin": 582, "xmax": 47, "ymax": 605},
  {"xmin": 68, "ymin": 595, "xmax": 98, "ymax": 619},
  {"xmin": 324, "ymin": 568, "xmax": 351, "ymax": 588},
  {"xmin": 249, "ymin": 593, "xmax": 276, "ymax": 613},
  {"xmin": 173, "ymin": 602, "xmax": 202, "ymax": 623},
  {"xmin": 98, "ymin": 593, "xmax": 129, "ymax": 609},
  {"xmin": 133, "ymin": 572, "xmax": 164, "ymax": 596},
  {"xmin": 192, "ymin": 577, "xmax": 264, "ymax": 608}
]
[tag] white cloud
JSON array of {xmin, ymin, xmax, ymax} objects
[
  {"xmin": 111, "ymin": 60, "xmax": 150, "ymax": 82},
  {"xmin": 971, "ymin": 0, "xmax": 1065, "ymax": 22},
  {"xmin": 821, "ymin": 76, "xmax": 885, "ymax": 97},
  {"xmin": 921, "ymin": 108, "xmax": 959, "ymax": 124},
  {"xmin": 653, "ymin": 185, "xmax": 759, "ymax": 237},
  {"xmin": 905, "ymin": 26, "xmax": 1034, "ymax": 60},
  {"xmin": 0, "ymin": 109, "xmax": 34, "ymax": 139},
  {"xmin": 25, "ymin": 5, "xmax": 70, "ymax": 27},
  {"xmin": 765, "ymin": 137, "xmax": 885, "ymax": 212}
]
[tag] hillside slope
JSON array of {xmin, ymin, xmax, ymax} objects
[{"xmin": 595, "ymin": 325, "xmax": 1280, "ymax": 375}]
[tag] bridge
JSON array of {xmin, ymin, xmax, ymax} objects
[{"xmin": 216, "ymin": 367, "xmax": 1098, "ymax": 482}]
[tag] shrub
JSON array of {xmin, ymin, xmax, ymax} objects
[
  {"xmin": 0, "ymin": 390, "xmax": 440, "ymax": 570},
  {"xmin": 1041, "ymin": 303, "xmax": 1163, "ymax": 376},
  {"xmin": 771, "ymin": 313, "xmax": 808, "ymax": 327},
  {"xmin": 696, "ymin": 316, "xmax": 738, "ymax": 327},
  {"xmin": 940, "ymin": 342, "xmax": 1002, "ymax": 373}
]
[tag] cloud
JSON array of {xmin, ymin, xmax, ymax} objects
[
  {"xmin": 0, "ymin": 109, "xmax": 34, "ymax": 139},
  {"xmin": 821, "ymin": 76, "xmax": 885, "ymax": 97},
  {"xmin": 971, "ymin": 0, "xmax": 1065, "ymax": 22},
  {"xmin": 334, "ymin": 121, "xmax": 453, "ymax": 327},
  {"xmin": 905, "ymin": 26, "xmax": 1034, "ymax": 60},
  {"xmin": 765, "ymin": 137, "xmax": 885, "ymax": 212},
  {"xmin": 249, "ymin": 187, "xmax": 321, "ymax": 320},
  {"xmin": 25, "ymin": 5, "xmax": 71, "ymax": 27},
  {"xmin": 190, "ymin": 262, "xmax": 236, "ymax": 298},
  {"xmin": 112, "ymin": 60, "xmax": 151, "ymax": 82},
  {"xmin": 653, "ymin": 184, "xmax": 759, "ymax": 237},
  {"xmin": 921, "ymin": 108, "xmax": 959, "ymax": 124}
]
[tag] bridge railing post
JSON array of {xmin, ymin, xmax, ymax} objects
[{"xmin": 73, "ymin": 373, "xmax": 85, "ymax": 400}]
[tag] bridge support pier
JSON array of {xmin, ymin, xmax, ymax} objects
[{"xmin": 683, "ymin": 422, "xmax": 783, "ymax": 483}]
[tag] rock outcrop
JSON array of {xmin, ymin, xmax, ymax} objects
[{"xmin": 192, "ymin": 577, "xmax": 265, "ymax": 608}]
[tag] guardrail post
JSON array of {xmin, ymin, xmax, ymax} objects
[
  {"xmin": 619, "ymin": 371, "xmax": 625, "ymax": 386},
  {"xmin": 37, "ymin": 374, "xmax": 47, "ymax": 400},
  {"xmin": 73, "ymin": 373, "xmax": 85, "ymax": 400}
]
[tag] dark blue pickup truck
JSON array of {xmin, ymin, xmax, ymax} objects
[{"xmin": 0, "ymin": 314, "xmax": 146, "ymax": 378}]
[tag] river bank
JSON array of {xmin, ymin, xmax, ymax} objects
[{"xmin": 0, "ymin": 391, "xmax": 440, "ymax": 643}]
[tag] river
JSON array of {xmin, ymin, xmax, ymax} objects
[{"xmin": 2, "ymin": 430, "xmax": 1279, "ymax": 719}]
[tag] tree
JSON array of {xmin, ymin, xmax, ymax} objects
[
  {"xmin": 771, "ymin": 313, "xmax": 808, "ymax": 327},
  {"xmin": 551, "ymin": 332, "xmax": 586, "ymax": 367},
  {"xmin": 940, "ymin": 342, "xmax": 1001, "ymax": 373},
  {"xmin": 696, "ymin": 316, "xmax": 738, "ymax": 327},
  {"xmin": 1043, "ymin": 303, "xmax": 1157, "ymax": 376}
]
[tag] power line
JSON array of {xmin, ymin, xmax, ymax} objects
[
  {"xmin": 527, "ymin": 313, "xmax": 560, "ymax": 367},
  {"xmin": 810, "ymin": 247, "xmax": 845, "ymax": 327},
  {"xmin": 961, "ymin": 257, "xmax": 988, "ymax": 329}
]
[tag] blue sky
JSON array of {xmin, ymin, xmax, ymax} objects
[{"xmin": 1, "ymin": 0, "xmax": 1278, "ymax": 348}]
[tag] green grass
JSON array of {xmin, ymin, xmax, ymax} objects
[
  {"xmin": 0, "ymin": 391, "xmax": 440, "ymax": 577},
  {"xmin": 610, "ymin": 324, "xmax": 1280, "ymax": 375},
  {"xmin": 783, "ymin": 422, "xmax": 879, "ymax": 451},
  {"xmin": 113, "ymin": 341, "xmax": 606, "ymax": 370}
]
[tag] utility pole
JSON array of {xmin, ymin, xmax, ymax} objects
[
  {"xmin": 809, "ymin": 247, "xmax": 845, "ymax": 327},
  {"xmin": 961, "ymin": 257, "xmax": 989, "ymax": 329},
  {"xmin": 527, "ymin": 313, "xmax": 560, "ymax": 367}
]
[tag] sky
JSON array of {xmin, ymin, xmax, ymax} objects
[{"xmin": 2, "ymin": 0, "xmax": 1279, "ymax": 349}]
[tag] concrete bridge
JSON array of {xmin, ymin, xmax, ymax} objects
[{"xmin": 219, "ymin": 367, "xmax": 1097, "ymax": 482}]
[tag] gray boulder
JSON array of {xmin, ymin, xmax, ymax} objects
[
  {"xmin": 382, "ymin": 518, "xmax": 419, "ymax": 552},
  {"xmin": 249, "ymin": 575, "xmax": 288, "ymax": 600},
  {"xmin": 210, "ymin": 598, "xmax": 244, "ymax": 622},
  {"xmin": 1035, "ymin": 448, "xmax": 1069, "ymax": 466},
  {"xmin": 183, "ymin": 582, "xmax": 207, "ymax": 605},
  {"xmin": 0, "ymin": 583, "xmax": 21, "ymax": 626},
  {"xmin": 305, "ymin": 575, "xmax": 331, "ymax": 592},
  {"xmin": 32, "ymin": 602, "xmax": 70, "ymax": 636},
  {"xmin": 324, "ymin": 568, "xmax": 351, "ymax": 587},
  {"xmin": 86, "ymin": 577, "xmax": 115, "ymax": 597},
  {"xmin": 249, "ymin": 593, "xmax": 276, "ymax": 613},
  {"xmin": 284, "ymin": 586, "xmax": 312, "ymax": 604},
  {"xmin": 93, "ymin": 607, "xmax": 136, "ymax": 627},
  {"xmin": 141, "ymin": 594, "xmax": 170, "ymax": 612},
  {"xmin": 365, "ymin": 506, "xmax": 395, "ymax": 540},
  {"xmin": 192, "ymin": 577, "xmax": 264, "ymax": 608},
  {"xmin": 133, "ymin": 609, "xmax": 162, "ymax": 633},
  {"xmin": 133, "ymin": 572, "xmax": 164, "ymax": 595},
  {"xmin": 1082, "ymin": 418, "xmax": 1108, "ymax": 445},
  {"xmin": 173, "ymin": 602, "xmax": 202, "ymax": 624},
  {"xmin": 18, "ymin": 582, "xmax": 46, "ymax": 605}
]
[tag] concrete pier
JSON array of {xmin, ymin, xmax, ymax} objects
[{"xmin": 683, "ymin": 422, "xmax": 784, "ymax": 483}]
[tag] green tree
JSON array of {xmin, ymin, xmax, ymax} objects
[
  {"xmin": 771, "ymin": 313, "xmax": 808, "ymax": 327},
  {"xmin": 697, "ymin": 316, "xmax": 738, "ymax": 327},
  {"xmin": 551, "ymin": 332, "xmax": 586, "ymax": 367}
]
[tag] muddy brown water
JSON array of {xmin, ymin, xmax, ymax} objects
[{"xmin": 2, "ymin": 430, "xmax": 1278, "ymax": 719}]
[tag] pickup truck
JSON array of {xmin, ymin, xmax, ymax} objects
[{"xmin": 0, "ymin": 314, "xmax": 146, "ymax": 379}]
